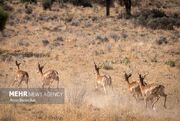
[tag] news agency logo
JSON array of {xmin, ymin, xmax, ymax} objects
[
  {"xmin": 9, "ymin": 90, "xmax": 28, "ymax": 97},
  {"xmin": 0, "ymin": 88, "xmax": 64, "ymax": 104}
]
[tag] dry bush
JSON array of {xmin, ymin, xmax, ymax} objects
[
  {"xmin": 134, "ymin": 9, "xmax": 180, "ymax": 30},
  {"xmin": 66, "ymin": 86, "xmax": 87, "ymax": 107}
]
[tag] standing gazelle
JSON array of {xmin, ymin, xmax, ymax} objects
[
  {"xmin": 94, "ymin": 61, "xmax": 112, "ymax": 94},
  {"xmin": 12, "ymin": 61, "xmax": 29, "ymax": 88},
  {"xmin": 37, "ymin": 63, "xmax": 59, "ymax": 88},
  {"xmin": 138, "ymin": 73, "xmax": 167, "ymax": 110}
]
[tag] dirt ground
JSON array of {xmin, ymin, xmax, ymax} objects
[{"xmin": 0, "ymin": 0, "xmax": 180, "ymax": 121}]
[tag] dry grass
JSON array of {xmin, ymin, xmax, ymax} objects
[{"xmin": 0, "ymin": 0, "xmax": 180, "ymax": 121}]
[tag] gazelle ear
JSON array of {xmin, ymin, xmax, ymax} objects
[
  {"xmin": 38, "ymin": 63, "xmax": 44, "ymax": 70},
  {"xmin": 93, "ymin": 61, "xmax": 98, "ymax": 69},
  {"xmin": 38, "ymin": 63, "xmax": 40, "ymax": 68}
]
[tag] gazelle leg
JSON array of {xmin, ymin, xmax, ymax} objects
[
  {"xmin": 103, "ymin": 85, "xmax": 107, "ymax": 94},
  {"xmin": 152, "ymin": 96, "xmax": 160, "ymax": 110},
  {"xmin": 133, "ymin": 93, "xmax": 138, "ymax": 101},
  {"xmin": 12, "ymin": 80, "xmax": 18, "ymax": 86},
  {"xmin": 18, "ymin": 80, "xmax": 23, "ymax": 88},
  {"xmin": 26, "ymin": 82, "xmax": 29, "ymax": 88},
  {"xmin": 163, "ymin": 94, "xmax": 167, "ymax": 109},
  {"xmin": 144, "ymin": 98, "xmax": 148, "ymax": 108},
  {"xmin": 95, "ymin": 83, "xmax": 98, "ymax": 90},
  {"xmin": 42, "ymin": 83, "xmax": 45, "ymax": 89},
  {"xmin": 109, "ymin": 85, "xmax": 114, "ymax": 95},
  {"xmin": 48, "ymin": 80, "xmax": 53, "ymax": 89},
  {"xmin": 48, "ymin": 85, "xmax": 51, "ymax": 89},
  {"xmin": 57, "ymin": 80, "xmax": 59, "ymax": 88}
]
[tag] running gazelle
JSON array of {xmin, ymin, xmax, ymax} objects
[
  {"xmin": 37, "ymin": 63, "xmax": 60, "ymax": 88},
  {"xmin": 138, "ymin": 73, "xmax": 167, "ymax": 110},
  {"xmin": 94, "ymin": 61, "xmax": 112, "ymax": 94},
  {"xmin": 12, "ymin": 61, "xmax": 29, "ymax": 88},
  {"xmin": 124, "ymin": 71, "xmax": 147, "ymax": 100}
]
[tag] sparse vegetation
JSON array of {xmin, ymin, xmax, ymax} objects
[
  {"xmin": 96, "ymin": 35, "xmax": 109, "ymax": 43},
  {"xmin": 134, "ymin": 9, "xmax": 180, "ymax": 30},
  {"xmin": 42, "ymin": 39, "xmax": 49, "ymax": 46},
  {"xmin": 109, "ymin": 33, "xmax": 120, "ymax": 42},
  {"xmin": 0, "ymin": 50, "xmax": 50, "ymax": 61},
  {"xmin": 156, "ymin": 36, "xmax": 168, "ymax": 45},
  {"xmin": 0, "ymin": 1, "xmax": 179, "ymax": 121},
  {"xmin": 0, "ymin": 114, "xmax": 16, "ymax": 121},
  {"xmin": 121, "ymin": 57, "xmax": 130, "ymax": 65},
  {"xmin": 67, "ymin": 86, "xmax": 87, "ymax": 107},
  {"xmin": 165, "ymin": 60, "xmax": 176, "ymax": 67},
  {"xmin": 102, "ymin": 64, "xmax": 113, "ymax": 70}
]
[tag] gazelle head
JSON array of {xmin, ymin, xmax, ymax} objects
[
  {"xmin": 94, "ymin": 61, "xmax": 100, "ymax": 75},
  {"xmin": 37, "ymin": 63, "xmax": 45, "ymax": 75},
  {"xmin": 124, "ymin": 71, "xmax": 132, "ymax": 82},
  {"xmin": 15, "ymin": 61, "xmax": 21, "ymax": 70}
]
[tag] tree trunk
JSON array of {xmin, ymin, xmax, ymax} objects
[
  {"xmin": 123, "ymin": 0, "xmax": 131, "ymax": 15},
  {"xmin": 106, "ymin": 0, "xmax": 111, "ymax": 16}
]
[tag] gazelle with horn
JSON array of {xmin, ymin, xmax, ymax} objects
[
  {"xmin": 93, "ymin": 61, "xmax": 112, "ymax": 94},
  {"xmin": 37, "ymin": 63, "xmax": 60, "ymax": 88},
  {"xmin": 12, "ymin": 61, "xmax": 29, "ymax": 88},
  {"xmin": 138, "ymin": 73, "xmax": 167, "ymax": 110}
]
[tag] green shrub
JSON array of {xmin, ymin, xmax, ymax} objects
[
  {"xmin": 20, "ymin": 0, "xmax": 37, "ymax": 3},
  {"xmin": 121, "ymin": 57, "xmax": 130, "ymax": 65},
  {"xmin": 42, "ymin": 0, "xmax": 53, "ymax": 10},
  {"xmin": 0, "ymin": 6, "xmax": 8, "ymax": 31},
  {"xmin": 165, "ymin": 60, "xmax": 175, "ymax": 67}
]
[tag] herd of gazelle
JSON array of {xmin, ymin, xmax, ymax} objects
[
  {"xmin": 11, "ymin": 60, "xmax": 167, "ymax": 110},
  {"xmin": 12, "ymin": 61, "xmax": 59, "ymax": 89}
]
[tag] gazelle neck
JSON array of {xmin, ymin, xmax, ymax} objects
[
  {"xmin": 95, "ymin": 69, "xmax": 100, "ymax": 78},
  {"xmin": 39, "ymin": 70, "xmax": 43, "ymax": 76},
  {"xmin": 139, "ymin": 78, "xmax": 146, "ymax": 92},
  {"xmin": 16, "ymin": 66, "xmax": 20, "ymax": 70},
  {"xmin": 125, "ymin": 78, "xmax": 130, "ymax": 84}
]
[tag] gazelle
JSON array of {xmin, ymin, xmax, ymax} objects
[
  {"xmin": 12, "ymin": 61, "xmax": 29, "ymax": 88},
  {"xmin": 37, "ymin": 63, "xmax": 59, "ymax": 88},
  {"xmin": 138, "ymin": 73, "xmax": 167, "ymax": 110},
  {"xmin": 124, "ymin": 71, "xmax": 143, "ymax": 100},
  {"xmin": 94, "ymin": 61, "xmax": 112, "ymax": 94}
]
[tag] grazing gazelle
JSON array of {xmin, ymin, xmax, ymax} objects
[
  {"xmin": 124, "ymin": 71, "xmax": 145, "ymax": 100},
  {"xmin": 138, "ymin": 73, "xmax": 167, "ymax": 110},
  {"xmin": 12, "ymin": 61, "xmax": 29, "ymax": 88},
  {"xmin": 94, "ymin": 61, "xmax": 112, "ymax": 94},
  {"xmin": 37, "ymin": 63, "xmax": 59, "ymax": 88}
]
